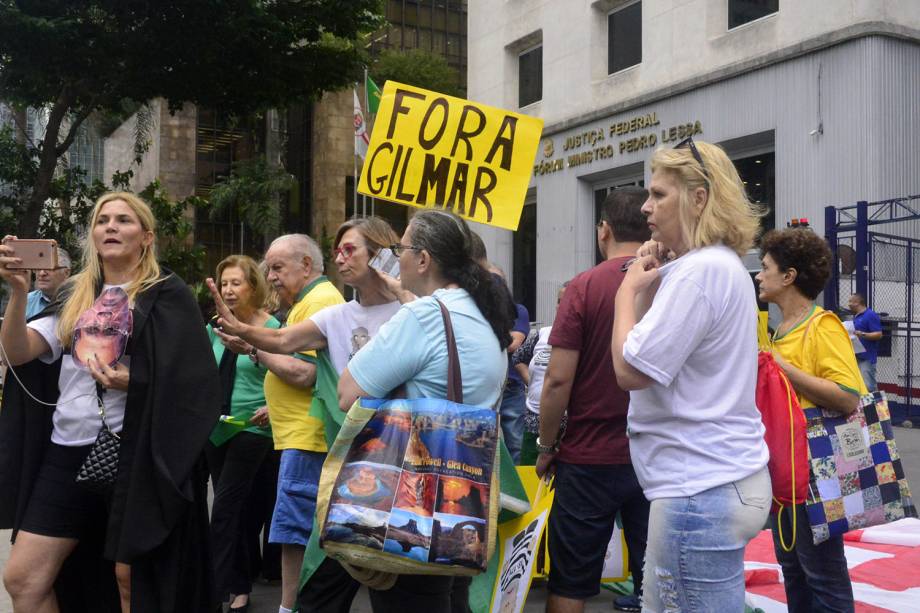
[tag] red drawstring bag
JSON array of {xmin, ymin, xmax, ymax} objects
[{"xmin": 756, "ymin": 352, "xmax": 809, "ymax": 548}]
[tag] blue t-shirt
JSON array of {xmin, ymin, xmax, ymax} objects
[
  {"xmin": 853, "ymin": 308, "xmax": 882, "ymax": 364},
  {"xmin": 506, "ymin": 303, "xmax": 530, "ymax": 383},
  {"xmin": 348, "ymin": 288, "xmax": 506, "ymax": 408}
]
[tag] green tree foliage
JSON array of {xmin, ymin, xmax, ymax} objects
[
  {"xmin": 0, "ymin": 124, "xmax": 105, "ymax": 256},
  {"xmin": 208, "ymin": 158, "xmax": 296, "ymax": 241},
  {"xmin": 137, "ymin": 179, "xmax": 209, "ymax": 285},
  {"xmin": 0, "ymin": 0, "xmax": 383, "ymax": 237},
  {"xmin": 371, "ymin": 49, "xmax": 462, "ymax": 97}
]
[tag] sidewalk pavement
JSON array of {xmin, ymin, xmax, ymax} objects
[{"xmin": 4, "ymin": 426, "xmax": 920, "ymax": 613}]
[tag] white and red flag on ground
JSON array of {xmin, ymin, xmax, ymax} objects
[{"xmin": 744, "ymin": 519, "xmax": 920, "ymax": 612}]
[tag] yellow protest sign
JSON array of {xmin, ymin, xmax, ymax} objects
[{"xmin": 358, "ymin": 81, "xmax": 544, "ymax": 231}]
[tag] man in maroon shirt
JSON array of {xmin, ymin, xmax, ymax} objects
[{"xmin": 536, "ymin": 187, "xmax": 650, "ymax": 613}]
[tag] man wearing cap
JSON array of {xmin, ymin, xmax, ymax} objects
[{"xmin": 25, "ymin": 247, "xmax": 71, "ymax": 319}]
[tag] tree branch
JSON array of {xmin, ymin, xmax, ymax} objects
[{"xmin": 55, "ymin": 95, "xmax": 100, "ymax": 156}]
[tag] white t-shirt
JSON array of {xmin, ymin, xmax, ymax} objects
[
  {"xmin": 623, "ymin": 244, "xmax": 768, "ymax": 500},
  {"xmin": 525, "ymin": 327, "xmax": 552, "ymax": 415},
  {"xmin": 309, "ymin": 299, "xmax": 401, "ymax": 374},
  {"xmin": 27, "ymin": 285, "xmax": 131, "ymax": 446}
]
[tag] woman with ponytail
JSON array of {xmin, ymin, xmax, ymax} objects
[
  {"xmin": 337, "ymin": 209, "xmax": 515, "ymax": 612},
  {"xmin": 0, "ymin": 192, "xmax": 220, "ymax": 612}
]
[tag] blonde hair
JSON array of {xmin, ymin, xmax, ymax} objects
[
  {"xmin": 650, "ymin": 141, "xmax": 763, "ymax": 257},
  {"xmin": 216, "ymin": 255, "xmax": 269, "ymax": 310},
  {"xmin": 57, "ymin": 192, "xmax": 162, "ymax": 346}
]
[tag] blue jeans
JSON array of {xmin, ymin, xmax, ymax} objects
[
  {"xmin": 858, "ymin": 359, "xmax": 877, "ymax": 392},
  {"xmin": 499, "ymin": 379, "xmax": 526, "ymax": 464},
  {"xmin": 642, "ymin": 467, "xmax": 770, "ymax": 613},
  {"xmin": 770, "ymin": 505, "xmax": 855, "ymax": 612}
]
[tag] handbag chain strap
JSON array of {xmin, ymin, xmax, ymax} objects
[{"xmin": 94, "ymin": 381, "xmax": 119, "ymax": 439}]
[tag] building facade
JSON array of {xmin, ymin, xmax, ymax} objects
[{"xmin": 467, "ymin": 0, "xmax": 920, "ymax": 325}]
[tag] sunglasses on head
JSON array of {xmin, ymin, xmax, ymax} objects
[{"xmin": 674, "ymin": 135, "xmax": 709, "ymax": 185}]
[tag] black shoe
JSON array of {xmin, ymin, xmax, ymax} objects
[{"xmin": 613, "ymin": 594, "xmax": 641, "ymax": 612}]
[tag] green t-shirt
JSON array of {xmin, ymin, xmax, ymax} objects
[{"xmin": 208, "ymin": 315, "xmax": 281, "ymax": 446}]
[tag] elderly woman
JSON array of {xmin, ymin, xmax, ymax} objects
[
  {"xmin": 610, "ymin": 139, "xmax": 771, "ymax": 611},
  {"xmin": 337, "ymin": 210, "xmax": 516, "ymax": 613},
  {"xmin": 206, "ymin": 255, "xmax": 280, "ymax": 612},
  {"xmin": 0, "ymin": 192, "xmax": 220, "ymax": 613},
  {"xmin": 208, "ymin": 216, "xmax": 406, "ymax": 611},
  {"xmin": 755, "ymin": 227, "xmax": 862, "ymax": 612}
]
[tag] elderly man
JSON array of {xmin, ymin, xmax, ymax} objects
[
  {"xmin": 215, "ymin": 234, "xmax": 342, "ymax": 613},
  {"xmin": 25, "ymin": 247, "xmax": 71, "ymax": 318}
]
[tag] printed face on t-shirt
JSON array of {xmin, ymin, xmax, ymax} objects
[
  {"xmin": 72, "ymin": 287, "xmax": 133, "ymax": 369},
  {"xmin": 350, "ymin": 326, "xmax": 370, "ymax": 357}
]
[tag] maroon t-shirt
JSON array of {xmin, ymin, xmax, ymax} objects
[{"xmin": 549, "ymin": 256, "xmax": 631, "ymax": 464}]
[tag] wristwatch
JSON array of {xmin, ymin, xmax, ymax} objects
[
  {"xmin": 536, "ymin": 436, "xmax": 559, "ymax": 455},
  {"xmin": 248, "ymin": 346, "xmax": 260, "ymax": 366}
]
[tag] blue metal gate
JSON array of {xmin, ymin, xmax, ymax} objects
[{"xmin": 825, "ymin": 196, "xmax": 920, "ymax": 425}]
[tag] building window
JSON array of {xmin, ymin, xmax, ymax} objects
[
  {"xmin": 513, "ymin": 200, "xmax": 537, "ymax": 320},
  {"xmin": 518, "ymin": 46, "xmax": 542, "ymax": 107},
  {"xmin": 608, "ymin": 1, "xmax": 642, "ymax": 74},
  {"xmin": 728, "ymin": 0, "xmax": 778, "ymax": 29},
  {"xmin": 732, "ymin": 151, "xmax": 775, "ymax": 236},
  {"xmin": 67, "ymin": 121, "xmax": 105, "ymax": 186}
]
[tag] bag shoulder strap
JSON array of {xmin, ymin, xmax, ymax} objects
[
  {"xmin": 801, "ymin": 309, "xmax": 844, "ymax": 372},
  {"xmin": 435, "ymin": 298, "xmax": 463, "ymax": 404}
]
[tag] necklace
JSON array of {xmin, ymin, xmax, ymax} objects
[{"xmin": 775, "ymin": 303, "xmax": 813, "ymax": 340}]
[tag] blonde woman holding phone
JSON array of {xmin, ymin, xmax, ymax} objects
[{"xmin": 0, "ymin": 192, "xmax": 220, "ymax": 613}]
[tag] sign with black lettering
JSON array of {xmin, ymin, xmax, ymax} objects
[{"xmin": 358, "ymin": 81, "xmax": 544, "ymax": 231}]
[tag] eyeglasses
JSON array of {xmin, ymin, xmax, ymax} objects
[
  {"xmin": 674, "ymin": 135, "xmax": 709, "ymax": 184},
  {"xmin": 332, "ymin": 243, "xmax": 359, "ymax": 259},
  {"xmin": 389, "ymin": 243, "xmax": 422, "ymax": 257},
  {"xmin": 596, "ymin": 219, "xmax": 607, "ymax": 229}
]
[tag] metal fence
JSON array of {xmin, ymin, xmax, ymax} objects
[{"xmin": 825, "ymin": 196, "xmax": 920, "ymax": 424}]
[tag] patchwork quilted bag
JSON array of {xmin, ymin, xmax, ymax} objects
[{"xmin": 804, "ymin": 394, "xmax": 917, "ymax": 544}]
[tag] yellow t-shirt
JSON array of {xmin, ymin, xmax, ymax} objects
[
  {"xmin": 771, "ymin": 305, "xmax": 868, "ymax": 409},
  {"xmin": 264, "ymin": 276, "xmax": 344, "ymax": 451}
]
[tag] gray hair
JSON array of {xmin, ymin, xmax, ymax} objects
[
  {"xmin": 269, "ymin": 233, "xmax": 324, "ymax": 274},
  {"xmin": 56, "ymin": 247, "xmax": 72, "ymax": 269}
]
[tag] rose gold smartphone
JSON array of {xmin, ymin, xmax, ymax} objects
[{"xmin": 2, "ymin": 238, "xmax": 58, "ymax": 270}]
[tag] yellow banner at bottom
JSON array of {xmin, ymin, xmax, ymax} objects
[{"xmin": 487, "ymin": 467, "xmax": 630, "ymax": 613}]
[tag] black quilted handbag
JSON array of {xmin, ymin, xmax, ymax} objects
[{"xmin": 75, "ymin": 385, "xmax": 121, "ymax": 493}]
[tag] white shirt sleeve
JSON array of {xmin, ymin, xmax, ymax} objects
[
  {"xmin": 26, "ymin": 314, "xmax": 64, "ymax": 364},
  {"xmin": 623, "ymin": 276, "xmax": 715, "ymax": 387},
  {"xmin": 309, "ymin": 303, "xmax": 333, "ymax": 338}
]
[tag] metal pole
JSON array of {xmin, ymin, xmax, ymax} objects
[
  {"xmin": 363, "ymin": 68, "xmax": 370, "ymax": 220},
  {"xmin": 354, "ymin": 153, "xmax": 360, "ymax": 219},
  {"xmin": 824, "ymin": 204, "xmax": 839, "ymax": 312},
  {"xmin": 856, "ymin": 200, "xmax": 869, "ymax": 301},
  {"xmin": 906, "ymin": 240, "xmax": 914, "ymax": 419}
]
